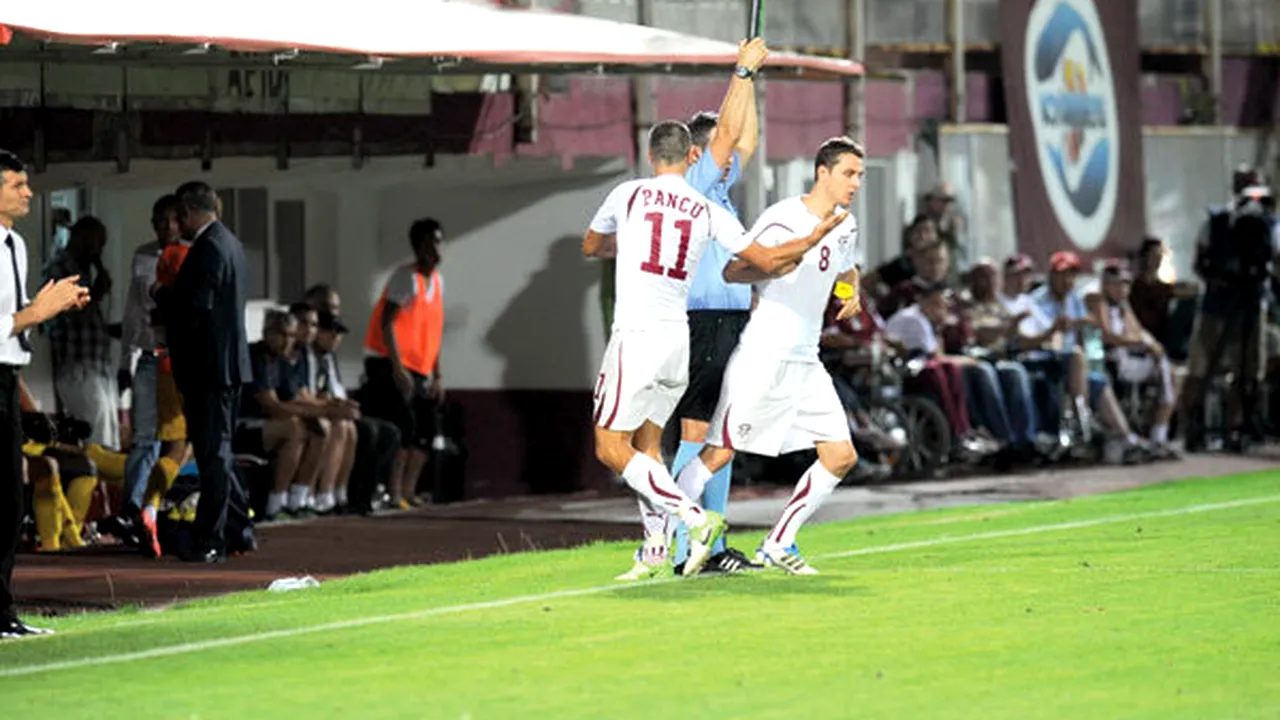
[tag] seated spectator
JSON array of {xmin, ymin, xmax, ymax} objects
[
  {"xmin": 962, "ymin": 260, "xmax": 1044, "ymax": 455},
  {"xmin": 304, "ymin": 284, "xmax": 341, "ymax": 317},
  {"xmin": 884, "ymin": 283, "xmax": 997, "ymax": 456},
  {"xmin": 289, "ymin": 302, "xmax": 357, "ymax": 514},
  {"xmin": 309, "ymin": 308, "xmax": 401, "ymax": 514},
  {"xmin": 241, "ymin": 311, "xmax": 329, "ymax": 519},
  {"xmin": 864, "ymin": 216, "xmax": 938, "ymax": 302},
  {"xmin": 999, "ymin": 253, "xmax": 1039, "ymax": 314},
  {"xmin": 819, "ymin": 290, "xmax": 909, "ymax": 455},
  {"xmin": 1020, "ymin": 251, "xmax": 1147, "ymax": 462},
  {"xmin": 1091, "ymin": 261, "xmax": 1180, "ymax": 454},
  {"xmin": 883, "ymin": 243, "xmax": 1024, "ymax": 454},
  {"xmin": 878, "ymin": 241, "xmax": 971, "ymax": 350}
]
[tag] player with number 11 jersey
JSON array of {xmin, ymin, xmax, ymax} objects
[{"xmin": 582, "ymin": 121, "xmax": 842, "ymax": 578}]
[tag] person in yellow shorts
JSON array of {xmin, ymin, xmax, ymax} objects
[{"xmin": 17, "ymin": 379, "xmax": 99, "ymax": 551}]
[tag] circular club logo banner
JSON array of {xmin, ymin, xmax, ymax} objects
[{"xmin": 1024, "ymin": 0, "xmax": 1119, "ymax": 252}]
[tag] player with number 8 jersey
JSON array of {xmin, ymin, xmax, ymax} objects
[
  {"xmin": 583, "ymin": 120, "xmax": 841, "ymax": 578},
  {"xmin": 675, "ymin": 136, "xmax": 868, "ymax": 576}
]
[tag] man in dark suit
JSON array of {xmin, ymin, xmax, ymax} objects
[{"xmin": 160, "ymin": 182, "xmax": 254, "ymax": 562}]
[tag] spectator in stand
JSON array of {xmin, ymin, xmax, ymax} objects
[
  {"xmin": 363, "ymin": 219, "xmax": 446, "ymax": 509},
  {"xmin": 921, "ymin": 183, "xmax": 968, "ymax": 282},
  {"xmin": 963, "ymin": 259, "xmax": 1044, "ymax": 455},
  {"xmin": 878, "ymin": 241, "xmax": 965, "ymax": 328},
  {"xmin": 999, "ymin": 253, "xmax": 1039, "ymax": 314},
  {"xmin": 864, "ymin": 216, "xmax": 938, "ymax": 302},
  {"xmin": 1091, "ymin": 260, "xmax": 1180, "ymax": 455},
  {"xmin": 884, "ymin": 283, "xmax": 995, "ymax": 456},
  {"xmin": 881, "ymin": 242, "xmax": 1022, "ymax": 454},
  {"xmin": 242, "ymin": 310, "xmax": 330, "ymax": 519},
  {"xmin": 44, "ymin": 216, "xmax": 118, "ymax": 448},
  {"xmin": 288, "ymin": 302, "xmax": 357, "ymax": 514},
  {"xmin": 1020, "ymin": 251, "xmax": 1147, "ymax": 462}
]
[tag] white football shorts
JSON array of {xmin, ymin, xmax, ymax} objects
[
  {"xmin": 707, "ymin": 349, "xmax": 851, "ymax": 457},
  {"xmin": 592, "ymin": 325, "xmax": 689, "ymax": 433}
]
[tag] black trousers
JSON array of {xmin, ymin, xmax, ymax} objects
[
  {"xmin": 349, "ymin": 416, "xmax": 401, "ymax": 511},
  {"xmin": 181, "ymin": 383, "xmax": 250, "ymax": 552},
  {"xmin": 0, "ymin": 366, "xmax": 23, "ymax": 619}
]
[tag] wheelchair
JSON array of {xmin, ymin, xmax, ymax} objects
[{"xmin": 824, "ymin": 347, "xmax": 954, "ymax": 480}]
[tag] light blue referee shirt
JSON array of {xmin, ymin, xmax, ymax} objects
[{"xmin": 685, "ymin": 151, "xmax": 751, "ymax": 311}]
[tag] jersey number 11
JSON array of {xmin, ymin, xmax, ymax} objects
[{"xmin": 640, "ymin": 212, "xmax": 693, "ymax": 281}]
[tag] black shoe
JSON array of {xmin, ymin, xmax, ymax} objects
[
  {"xmin": 703, "ymin": 547, "xmax": 765, "ymax": 574},
  {"xmin": 0, "ymin": 616, "xmax": 55, "ymax": 640},
  {"xmin": 180, "ymin": 547, "xmax": 226, "ymax": 564},
  {"xmin": 97, "ymin": 514, "xmax": 139, "ymax": 546},
  {"xmin": 230, "ymin": 530, "xmax": 258, "ymax": 556}
]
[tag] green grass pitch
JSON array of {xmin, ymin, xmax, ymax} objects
[{"xmin": 1, "ymin": 471, "xmax": 1277, "ymax": 719}]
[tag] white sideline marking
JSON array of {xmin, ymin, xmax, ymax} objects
[
  {"xmin": 1, "ymin": 492, "xmax": 1276, "ymax": 679},
  {"xmin": 816, "ymin": 494, "xmax": 1280, "ymax": 560}
]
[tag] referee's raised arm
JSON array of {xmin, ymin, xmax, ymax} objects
[{"xmin": 0, "ymin": 148, "xmax": 90, "ymax": 640}]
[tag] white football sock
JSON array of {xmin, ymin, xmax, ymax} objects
[
  {"xmin": 335, "ymin": 486, "xmax": 349, "ymax": 507},
  {"xmin": 1151, "ymin": 424, "xmax": 1169, "ymax": 444},
  {"xmin": 764, "ymin": 461, "xmax": 843, "ymax": 550},
  {"xmin": 636, "ymin": 497, "xmax": 669, "ymax": 542},
  {"xmin": 314, "ymin": 492, "xmax": 335, "ymax": 513},
  {"xmin": 266, "ymin": 491, "xmax": 287, "ymax": 517},
  {"xmin": 675, "ymin": 457, "xmax": 714, "ymax": 505},
  {"xmin": 287, "ymin": 484, "xmax": 309, "ymax": 512},
  {"xmin": 621, "ymin": 453, "xmax": 705, "ymax": 527}
]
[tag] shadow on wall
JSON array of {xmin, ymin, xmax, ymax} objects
[{"xmin": 485, "ymin": 234, "xmax": 601, "ymax": 494}]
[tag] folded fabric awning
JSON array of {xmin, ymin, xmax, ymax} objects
[{"xmin": 0, "ymin": 0, "xmax": 863, "ymax": 78}]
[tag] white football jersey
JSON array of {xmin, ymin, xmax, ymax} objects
[
  {"xmin": 737, "ymin": 196, "xmax": 860, "ymax": 362},
  {"xmin": 590, "ymin": 174, "xmax": 749, "ymax": 330}
]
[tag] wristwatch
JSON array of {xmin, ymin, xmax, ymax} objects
[{"xmin": 734, "ymin": 65, "xmax": 755, "ymax": 80}]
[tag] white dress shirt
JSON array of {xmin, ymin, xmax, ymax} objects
[{"xmin": 0, "ymin": 224, "xmax": 32, "ymax": 367}]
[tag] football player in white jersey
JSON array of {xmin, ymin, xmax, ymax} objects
[
  {"xmin": 674, "ymin": 136, "xmax": 866, "ymax": 575},
  {"xmin": 583, "ymin": 122, "xmax": 848, "ymax": 578}
]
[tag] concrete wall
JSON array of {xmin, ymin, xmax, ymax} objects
[{"xmin": 21, "ymin": 154, "xmax": 631, "ymax": 389}]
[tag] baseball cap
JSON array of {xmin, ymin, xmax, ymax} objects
[
  {"xmin": 1049, "ymin": 251, "xmax": 1082, "ymax": 273},
  {"xmin": 316, "ymin": 310, "xmax": 349, "ymax": 334},
  {"xmin": 1004, "ymin": 253, "xmax": 1034, "ymax": 274}
]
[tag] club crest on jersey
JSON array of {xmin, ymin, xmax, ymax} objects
[{"xmin": 737, "ymin": 423, "xmax": 752, "ymax": 439}]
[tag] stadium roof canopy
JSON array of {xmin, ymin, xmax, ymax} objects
[{"xmin": 0, "ymin": 0, "xmax": 863, "ymax": 79}]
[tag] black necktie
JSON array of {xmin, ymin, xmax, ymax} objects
[{"xmin": 6, "ymin": 236, "xmax": 32, "ymax": 353}]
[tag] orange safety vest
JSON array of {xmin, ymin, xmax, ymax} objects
[{"xmin": 364, "ymin": 267, "xmax": 444, "ymax": 377}]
